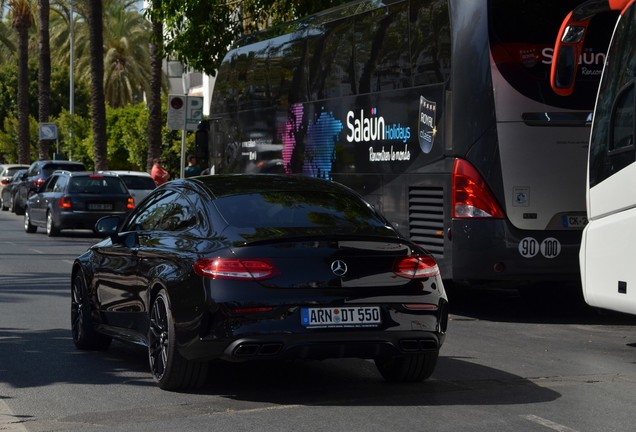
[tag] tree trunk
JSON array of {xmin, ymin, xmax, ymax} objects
[
  {"xmin": 16, "ymin": 23, "xmax": 30, "ymax": 165},
  {"xmin": 87, "ymin": 0, "xmax": 108, "ymax": 171},
  {"xmin": 38, "ymin": 0, "xmax": 52, "ymax": 160},
  {"xmin": 147, "ymin": 14, "xmax": 163, "ymax": 173}
]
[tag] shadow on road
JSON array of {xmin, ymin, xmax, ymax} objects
[
  {"xmin": 0, "ymin": 326, "xmax": 559, "ymax": 407},
  {"xmin": 445, "ymin": 282, "xmax": 636, "ymax": 326}
]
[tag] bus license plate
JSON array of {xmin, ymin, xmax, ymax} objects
[
  {"xmin": 562, "ymin": 215, "xmax": 588, "ymax": 228},
  {"xmin": 301, "ymin": 306, "xmax": 381, "ymax": 328}
]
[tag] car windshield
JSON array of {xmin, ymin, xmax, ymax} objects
[
  {"xmin": 68, "ymin": 176, "xmax": 128, "ymax": 194},
  {"xmin": 120, "ymin": 175, "xmax": 156, "ymax": 190},
  {"xmin": 214, "ymin": 190, "xmax": 388, "ymax": 229}
]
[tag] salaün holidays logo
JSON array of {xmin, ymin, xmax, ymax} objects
[{"xmin": 418, "ymin": 96, "xmax": 436, "ymax": 154}]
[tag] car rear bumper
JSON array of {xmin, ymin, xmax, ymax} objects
[
  {"xmin": 176, "ymin": 302, "xmax": 448, "ymax": 361},
  {"xmin": 57, "ymin": 210, "xmax": 129, "ymax": 230}
]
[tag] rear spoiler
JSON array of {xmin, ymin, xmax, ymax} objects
[{"xmin": 550, "ymin": 0, "xmax": 633, "ymax": 96}]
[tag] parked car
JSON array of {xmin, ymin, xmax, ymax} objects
[
  {"xmin": 0, "ymin": 163, "xmax": 29, "ymax": 197},
  {"xmin": 24, "ymin": 171, "xmax": 134, "ymax": 236},
  {"xmin": 71, "ymin": 174, "xmax": 448, "ymax": 390},
  {"xmin": 1, "ymin": 169, "xmax": 27, "ymax": 212},
  {"xmin": 99, "ymin": 170, "xmax": 156, "ymax": 204},
  {"xmin": 13, "ymin": 160, "xmax": 86, "ymax": 215}
]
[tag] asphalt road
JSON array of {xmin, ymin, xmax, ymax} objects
[{"xmin": 1, "ymin": 209, "xmax": 635, "ymax": 432}]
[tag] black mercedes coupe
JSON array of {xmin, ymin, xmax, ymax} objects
[{"xmin": 71, "ymin": 174, "xmax": 448, "ymax": 390}]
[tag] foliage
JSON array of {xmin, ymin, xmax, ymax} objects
[
  {"xmin": 150, "ymin": 0, "xmax": 352, "ymax": 76},
  {"xmin": 0, "ymin": 113, "xmax": 38, "ymax": 163}
]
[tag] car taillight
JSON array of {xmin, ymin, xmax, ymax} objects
[
  {"xmin": 452, "ymin": 159, "xmax": 504, "ymax": 218},
  {"xmin": 193, "ymin": 258, "xmax": 278, "ymax": 281},
  {"xmin": 127, "ymin": 197, "xmax": 135, "ymax": 209},
  {"xmin": 35, "ymin": 178, "xmax": 46, "ymax": 188},
  {"xmin": 1, "ymin": 179, "xmax": 8, "ymax": 186},
  {"xmin": 58, "ymin": 196, "xmax": 72, "ymax": 209},
  {"xmin": 394, "ymin": 256, "xmax": 440, "ymax": 279}
]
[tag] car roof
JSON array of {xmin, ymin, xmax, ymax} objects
[
  {"xmin": 191, "ymin": 174, "xmax": 349, "ymax": 199},
  {"xmin": 1, "ymin": 164, "xmax": 29, "ymax": 169},
  {"xmin": 100, "ymin": 170, "xmax": 152, "ymax": 177},
  {"xmin": 52, "ymin": 170, "xmax": 120, "ymax": 178}
]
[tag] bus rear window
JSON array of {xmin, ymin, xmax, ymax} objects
[{"xmin": 489, "ymin": 0, "xmax": 617, "ymax": 109}]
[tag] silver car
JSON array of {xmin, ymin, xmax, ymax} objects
[{"xmin": 99, "ymin": 170, "xmax": 157, "ymax": 205}]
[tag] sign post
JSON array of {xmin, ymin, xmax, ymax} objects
[{"xmin": 167, "ymin": 95, "xmax": 204, "ymax": 177}]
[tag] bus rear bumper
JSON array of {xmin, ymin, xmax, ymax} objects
[{"xmin": 445, "ymin": 218, "xmax": 582, "ymax": 285}]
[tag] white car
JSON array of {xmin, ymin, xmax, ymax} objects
[
  {"xmin": 0, "ymin": 163, "xmax": 29, "ymax": 195},
  {"xmin": 100, "ymin": 170, "xmax": 156, "ymax": 205}
]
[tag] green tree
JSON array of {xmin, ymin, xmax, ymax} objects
[
  {"xmin": 155, "ymin": 0, "xmax": 351, "ymax": 76},
  {"xmin": 102, "ymin": 0, "xmax": 152, "ymax": 107},
  {"xmin": 5, "ymin": 0, "xmax": 34, "ymax": 164}
]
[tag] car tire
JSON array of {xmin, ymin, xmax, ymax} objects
[
  {"xmin": 46, "ymin": 211, "xmax": 59, "ymax": 237},
  {"xmin": 14, "ymin": 199, "xmax": 24, "ymax": 216},
  {"xmin": 374, "ymin": 351, "xmax": 439, "ymax": 383},
  {"xmin": 1, "ymin": 197, "xmax": 7, "ymax": 211},
  {"xmin": 24, "ymin": 208, "xmax": 37, "ymax": 233},
  {"xmin": 71, "ymin": 271, "xmax": 112, "ymax": 351},
  {"xmin": 148, "ymin": 289, "xmax": 208, "ymax": 390}
]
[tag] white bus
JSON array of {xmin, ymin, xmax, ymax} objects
[
  {"xmin": 552, "ymin": 0, "xmax": 636, "ymax": 313},
  {"xmin": 202, "ymin": 0, "xmax": 616, "ymax": 290}
]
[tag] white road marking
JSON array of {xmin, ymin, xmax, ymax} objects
[{"xmin": 522, "ymin": 414, "xmax": 579, "ymax": 432}]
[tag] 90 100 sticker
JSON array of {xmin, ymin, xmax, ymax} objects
[{"xmin": 519, "ymin": 237, "xmax": 561, "ymax": 258}]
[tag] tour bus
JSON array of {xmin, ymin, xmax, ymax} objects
[
  {"xmin": 202, "ymin": 0, "xmax": 616, "ymax": 289},
  {"xmin": 551, "ymin": 0, "xmax": 636, "ymax": 313}
]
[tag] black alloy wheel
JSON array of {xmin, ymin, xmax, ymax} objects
[
  {"xmin": 148, "ymin": 289, "xmax": 208, "ymax": 390},
  {"xmin": 374, "ymin": 351, "xmax": 439, "ymax": 383},
  {"xmin": 24, "ymin": 208, "xmax": 37, "ymax": 233},
  {"xmin": 71, "ymin": 272, "xmax": 112, "ymax": 350}
]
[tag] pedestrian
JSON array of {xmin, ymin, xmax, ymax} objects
[
  {"xmin": 151, "ymin": 158, "xmax": 170, "ymax": 186},
  {"xmin": 184, "ymin": 155, "xmax": 202, "ymax": 178}
]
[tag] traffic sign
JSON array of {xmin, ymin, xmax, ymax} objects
[
  {"xmin": 185, "ymin": 96, "xmax": 204, "ymax": 131},
  {"xmin": 39, "ymin": 123, "xmax": 58, "ymax": 140},
  {"xmin": 167, "ymin": 95, "xmax": 186, "ymax": 130},
  {"xmin": 167, "ymin": 95, "xmax": 204, "ymax": 131}
]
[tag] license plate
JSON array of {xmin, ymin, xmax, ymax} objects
[
  {"xmin": 301, "ymin": 306, "xmax": 381, "ymax": 328},
  {"xmin": 562, "ymin": 215, "xmax": 588, "ymax": 228},
  {"xmin": 88, "ymin": 203, "xmax": 112, "ymax": 211}
]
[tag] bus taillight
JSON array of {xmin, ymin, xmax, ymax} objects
[{"xmin": 452, "ymin": 159, "xmax": 504, "ymax": 219}]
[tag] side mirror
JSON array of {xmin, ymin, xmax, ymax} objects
[
  {"xmin": 95, "ymin": 215, "xmax": 121, "ymax": 239},
  {"xmin": 550, "ymin": 11, "xmax": 591, "ymax": 96}
]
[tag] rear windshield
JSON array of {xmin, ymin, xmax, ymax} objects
[
  {"xmin": 68, "ymin": 176, "xmax": 128, "ymax": 194},
  {"xmin": 214, "ymin": 190, "xmax": 388, "ymax": 230},
  {"xmin": 43, "ymin": 163, "xmax": 86, "ymax": 176},
  {"xmin": 6, "ymin": 167, "xmax": 25, "ymax": 176},
  {"xmin": 119, "ymin": 175, "xmax": 157, "ymax": 190}
]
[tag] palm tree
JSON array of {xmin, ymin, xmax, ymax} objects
[
  {"xmin": 146, "ymin": 0, "xmax": 163, "ymax": 172},
  {"xmin": 102, "ymin": 0, "xmax": 151, "ymax": 107},
  {"xmin": 6, "ymin": 0, "xmax": 33, "ymax": 165},
  {"xmin": 55, "ymin": 0, "xmax": 152, "ymax": 108},
  {"xmin": 38, "ymin": 0, "xmax": 52, "ymax": 160},
  {"xmin": 85, "ymin": 0, "xmax": 108, "ymax": 170}
]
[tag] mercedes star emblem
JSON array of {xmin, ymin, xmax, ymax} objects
[{"xmin": 331, "ymin": 260, "xmax": 348, "ymax": 277}]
